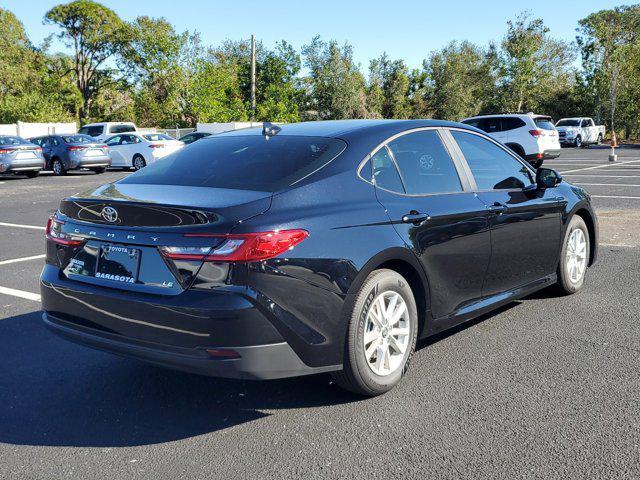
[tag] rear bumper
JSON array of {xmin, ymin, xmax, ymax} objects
[
  {"xmin": 44, "ymin": 312, "xmax": 337, "ymax": 379},
  {"xmin": 1, "ymin": 159, "xmax": 44, "ymax": 172},
  {"xmin": 40, "ymin": 264, "xmax": 341, "ymax": 379},
  {"xmin": 71, "ymin": 156, "xmax": 112, "ymax": 169},
  {"xmin": 525, "ymin": 149, "xmax": 561, "ymax": 162}
]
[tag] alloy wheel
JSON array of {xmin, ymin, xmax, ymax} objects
[
  {"xmin": 363, "ymin": 290, "xmax": 411, "ymax": 376},
  {"xmin": 53, "ymin": 161, "xmax": 62, "ymax": 175},
  {"xmin": 566, "ymin": 228, "xmax": 587, "ymax": 284}
]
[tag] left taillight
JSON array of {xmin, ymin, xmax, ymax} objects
[
  {"xmin": 159, "ymin": 229, "xmax": 309, "ymax": 263},
  {"xmin": 45, "ymin": 216, "xmax": 85, "ymax": 247}
]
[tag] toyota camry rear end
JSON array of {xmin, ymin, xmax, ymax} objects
[{"xmin": 41, "ymin": 127, "xmax": 352, "ymax": 380}]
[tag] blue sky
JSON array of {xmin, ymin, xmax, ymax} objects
[{"xmin": 5, "ymin": 0, "xmax": 622, "ymax": 71}]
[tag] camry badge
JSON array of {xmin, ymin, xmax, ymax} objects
[{"xmin": 100, "ymin": 206, "xmax": 119, "ymax": 223}]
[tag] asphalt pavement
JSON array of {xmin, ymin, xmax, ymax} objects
[{"xmin": 1, "ymin": 149, "xmax": 639, "ymax": 479}]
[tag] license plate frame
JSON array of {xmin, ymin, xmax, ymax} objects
[{"xmin": 95, "ymin": 244, "xmax": 141, "ymax": 284}]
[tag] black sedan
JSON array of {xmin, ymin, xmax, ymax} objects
[{"xmin": 40, "ymin": 120, "xmax": 597, "ymax": 396}]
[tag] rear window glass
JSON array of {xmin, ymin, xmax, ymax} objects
[
  {"xmin": 62, "ymin": 134, "xmax": 93, "ymax": 144},
  {"xmin": 534, "ymin": 118, "xmax": 556, "ymax": 130},
  {"xmin": 143, "ymin": 133, "xmax": 173, "ymax": 141},
  {"xmin": 556, "ymin": 119, "xmax": 580, "ymax": 127},
  {"xmin": 0, "ymin": 136, "xmax": 28, "ymax": 145},
  {"xmin": 79, "ymin": 126, "xmax": 104, "ymax": 137},
  {"xmin": 109, "ymin": 124, "xmax": 136, "ymax": 134},
  {"xmin": 119, "ymin": 135, "xmax": 347, "ymax": 192}
]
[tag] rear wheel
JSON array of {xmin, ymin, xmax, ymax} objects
[
  {"xmin": 90, "ymin": 167, "xmax": 106, "ymax": 174},
  {"xmin": 555, "ymin": 215, "xmax": 590, "ymax": 295},
  {"xmin": 24, "ymin": 170, "xmax": 39, "ymax": 178},
  {"xmin": 132, "ymin": 155, "xmax": 146, "ymax": 171},
  {"xmin": 506, "ymin": 144, "xmax": 525, "ymax": 160},
  {"xmin": 52, "ymin": 159, "xmax": 66, "ymax": 176},
  {"xmin": 331, "ymin": 269, "xmax": 418, "ymax": 396}
]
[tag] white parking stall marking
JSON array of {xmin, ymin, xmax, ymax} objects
[
  {"xmin": 0, "ymin": 254, "xmax": 45, "ymax": 266},
  {"xmin": 559, "ymin": 159, "xmax": 640, "ymax": 174},
  {"xmin": 0, "ymin": 286, "xmax": 41, "ymax": 302},
  {"xmin": 591, "ymin": 195, "xmax": 640, "ymax": 199},
  {"xmin": 564, "ymin": 175, "xmax": 640, "ymax": 178},
  {"xmin": 0, "ymin": 222, "xmax": 45, "ymax": 230}
]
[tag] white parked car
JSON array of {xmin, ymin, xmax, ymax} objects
[
  {"xmin": 104, "ymin": 133, "xmax": 184, "ymax": 170},
  {"xmin": 78, "ymin": 122, "xmax": 138, "ymax": 142},
  {"xmin": 555, "ymin": 118, "xmax": 605, "ymax": 148},
  {"xmin": 461, "ymin": 113, "xmax": 561, "ymax": 168}
]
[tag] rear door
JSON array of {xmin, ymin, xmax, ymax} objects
[
  {"xmin": 105, "ymin": 136, "xmax": 125, "ymax": 166},
  {"xmin": 448, "ymin": 129, "xmax": 562, "ymax": 297},
  {"xmin": 372, "ymin": 128, "xmax": 492, "ymax": 319}
]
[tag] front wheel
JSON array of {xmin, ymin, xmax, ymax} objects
[
  {"xmin": 555, "ymin": 215, "xmax": 590, "ymax": 295},
  {"xmin": 24, "ymin": 170, "xmax": 39, "ymax": 178},
  {"xmin": 574, "ymin": 136, "xmax": 582, "ymax": 148},
  {"xmin": 331, "ymin": 269, "xmax": 418, "ymax": 396},
  {"xmin": 596, "ymin": 133, "xmax": 603, "ymax": 145},
  {"xmin": 132, "ymin": 155, "xmax": 146, "ymax": 171}
]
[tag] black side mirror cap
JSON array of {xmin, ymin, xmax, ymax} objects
[{"xmin": 536, "ymin": 167, "xmax": 562, "ymax": 189}]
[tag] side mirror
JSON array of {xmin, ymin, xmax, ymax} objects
[{"xmin": 536, "ymin": 167, "xmax": 562, "ymax": 189}]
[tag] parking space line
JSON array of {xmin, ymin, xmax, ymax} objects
[
  {"xmin": 559, "ymin": 159, "xmax": 640, "ymax": 174},
  {"xmin": 575, "ymin": 183, "xmax": 640, "ymax": 187},
  {"xmin": 0, "ymin": 222, "xmax": 45, "ymax": 230},
  {"xmin": 591, "ymin": 195, "xmax": 640, "ymax": 199},
  {"xmin": 564, "ymin": 175, "xmax": 640, "ymax": 178},
  {"xmin": 0, "ymin": 254, "xmax": 45, "ymax": 266},
  {"xmin": 0, "ymin": 286, "xmax": 41, "ymax": 302}
]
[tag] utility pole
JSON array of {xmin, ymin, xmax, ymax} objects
[{"xmin": 250, "ymin": 34, "xmax": 256, "ymax": 122}]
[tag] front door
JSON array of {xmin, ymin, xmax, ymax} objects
[
  {"xmin": 449, "ymin": 129, "xmax": 562, "ymax": 297},
  {"xmin": 372, "ymin": 128, "xmax": 492, "ymax": 319}
]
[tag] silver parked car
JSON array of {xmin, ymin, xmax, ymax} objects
[
  {"xmin": 0, "ymin": 135, "xmax": 45, "ymax": 178},
  {"xmin": 30, "ymin": 134, "xmax": 111, "ymax": 175}
]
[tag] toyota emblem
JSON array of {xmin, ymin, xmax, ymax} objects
[{"xmin": 100, "ymin": 206, "xmax": 119, "ymax": 223}]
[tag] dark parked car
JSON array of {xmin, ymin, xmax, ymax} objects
[
  {"xmin": 179, "ymin": 131, "xmax": 211, "ymax": 144},
  {"xmin": 30, "ymin": 134, "xmax": 111, "ymax": 175},
  {"xmin": 0, "ymin": 135, "xmax": 45, "ymax": 178},
  {"xmin": 41, "ymin": 120, "xmax": 598, "ymax": 396}
]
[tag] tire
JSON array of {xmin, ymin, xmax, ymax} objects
[
  {"xmin": 596, "ymin": 133, "xmax": 603, "ymax": 145},
  {"xmin": 555, "ymin": 215, "xmax": 590, "ymax": 295},
  {"xmin": 331, "ymin": 269, "xmax": 418, "ymax": 396},
  {"xmin": 52, "ymin": 158, "xmax": 66, "ymax": 176},
  {"xmin": 132, "ymin": 155, "xmax": 146, "ymax": 171},
  {"xmin": 506, "ymin": 144, "xmax": 525, "ymax": 160},
  {"xmin": 574, "ymin": 136, "xmax": 582, "ymax": 148},
  {"xmin": 90, "ymin": 167, "xmax": 106, "ymax": 174},
  {"xmin": 530, "ymin": 159, "xmax": 543, "ymax": 169},
  {"xmin": 24, "ymin": 170, "xmax": 39, "ymax": 178}
]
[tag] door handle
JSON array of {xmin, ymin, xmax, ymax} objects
[
  {"xmin": 402, "ymin": 211, "xmax": 430, "ymax": 225},
  {"xmin": 487, "ymin": 202, "xmax": 507, "ymax": 215}
]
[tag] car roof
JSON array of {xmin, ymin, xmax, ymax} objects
[{"xmin": 215, "ymin": 119, "xmax": 475, "ymax": 139}]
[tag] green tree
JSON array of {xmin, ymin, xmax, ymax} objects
[
  {"xmin": 367, "ymin": 54, "xmax": 411, "ymax": 119},
  {"xmin": 45, "ymin": 0, "xmax": 126, "ymax": 122},
  {"xmin": 415, "ymin": 41, "xmax": 497, "ymax": 121},
  {"xmin": 302, "ymin": 36, "xmax": 368, "ymax": 119}
]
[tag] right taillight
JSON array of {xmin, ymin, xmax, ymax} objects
[
  {"xmin": 45, "ymin": 216, "xmax": 85, "ymax": 247},
  {"xmin": 159, "ymin": 229, "xmax": 309, "ymax": 263},
  {"xmin": 529, "ymin": 129, "xmax": 543, "ymax": 137}
]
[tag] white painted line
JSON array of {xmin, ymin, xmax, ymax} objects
[
  {"xmin": 564, "ymin": 175, "xmax": 640, "ymax": 178},
  {"xmin": 0, "ymin": 286, "xmax": 41, "ymax": 302},
  {"xmin": 591, "ymin": 195, "xmax": 640, "ymax": 199},
  {"xmin": 0, "ymin": 254, "xmax": 45, "ymax": 266},
  {"xmin": 0, "ymin": 222, "xmax": 45, "ymax": 230},
  {"xmin": 576, "ymin": 183, "xmax": 640, "ymax": 187},
  {"xmin": 560, "ymin": 159, "xmax": 640, "ymax": 174},
  {"xmin": 600, "ymin": 243, "xmax": 636, "ymax": 248}
]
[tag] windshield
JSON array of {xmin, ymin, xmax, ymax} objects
[
  {"xmin": 0, "ymin": 136, "xmax": 28, "ymax": 146},
  {"xmin": 556, "ymin": 119, "xmax": 580, "ymax": 127},
  {"xmin": 119, "ymin": 135, "xmax": 347, "ymax": 192},
  {"xmin": 142, "ymin": 133, "xmax": 174, "ymax": 141},
  {"xmin": 62, "ymin": 134, "xmax": 94, "ymax": 144}
]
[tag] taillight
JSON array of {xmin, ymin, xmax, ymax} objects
[
  {"xmin": 529, "ymin": 129, "xmax": 543, "ymax": 137},
  {"xmin": 67, "ymin": 146, "xmax": 87, "ymax": 151},
  {"xmin": 45, "ymin": 216, "xmax": 85, "ymax": 247},
  {"xmin": 34, "ymin": 147, "xmax": 43, "ymax": 152},
  {"xmin": 159, "ymin": 229, "xmax": 309, "ymax": 262},
  {"xmin": 0, "ymin": 149, "xmax": 11, "ymax": 154}
]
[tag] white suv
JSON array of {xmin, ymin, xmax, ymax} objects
[
  {"xmin": 78, "ymin": 122, "xmax": 138, "ymax": 142},
  {"xmin": 461, "ymin": 113, "xmax": 561, "ymax": 168}
]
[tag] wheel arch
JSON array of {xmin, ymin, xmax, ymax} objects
[
  {"xmin": 346, "ymin": 247, "xmax": 431, "ymax": 337},
  {"xmin": 573, "ymin": 208, "xmax": 597, "ymax": 267},
  {"xmin": 505, "ymin": 143, "xmax": 525, "ymax": 158}
]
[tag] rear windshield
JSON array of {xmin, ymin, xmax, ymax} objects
[
  {"xmin": 534, "ymin": 118, "xmax": 556, "ymax": 130},
  {"xmin": 556, "ymin": 119, "xmax": 580, "ymax": 127},
  {"xmin": 119, "ymin": 135, "xmax": 347, "ymax": 192},
  {"xmin": 0, "ymin": 136, "xmax": 28, "ymax": 145},
  {"xmin": 142, "ymin": 133, "xmax": 173, "ymax": 141},
  {"xmin": 62, "ymin": 134, "xmax": 94, "ymax": 144},
  {"xmin": 108, "ymin": 124, "xmax": 136, "ymax": 134}
]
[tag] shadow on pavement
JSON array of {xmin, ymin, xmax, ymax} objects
[{"xmin": 0, "ymin": 310, "xmax": 358, "ymax": 448}]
